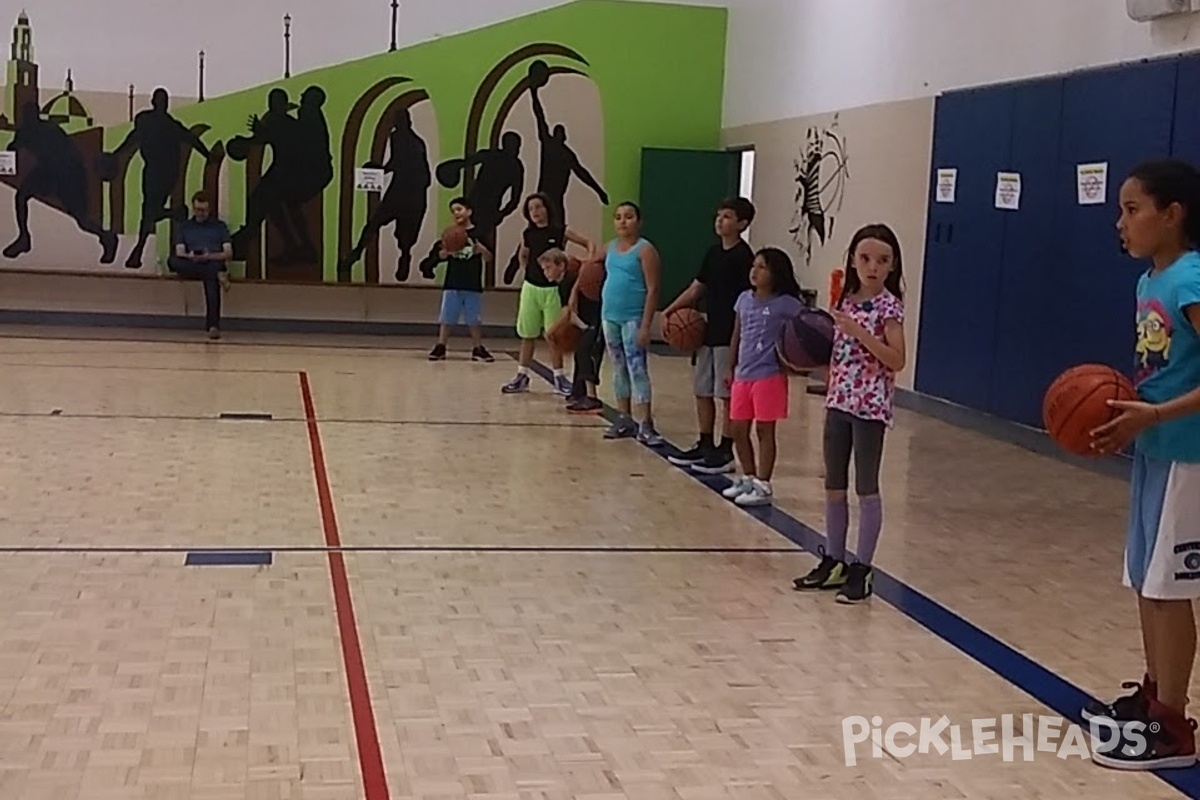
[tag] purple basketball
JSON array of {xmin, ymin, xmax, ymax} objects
[{"xmin": 778, "ymin": 308, "xmax": 835, "ymax": 369}]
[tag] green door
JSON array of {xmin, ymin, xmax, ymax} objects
[{"xmin": 638, "ymin": 147, "xmax": 741, "ymax": 310}]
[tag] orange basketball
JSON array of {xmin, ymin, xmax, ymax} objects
[
  {"xmin": 442, "ymin": 225, "xmax": 469, "ymax": 253},
  {"xmin": 577, "ymin": 258, "xmax": 605, "ymax": 301},
  {"xmin": 566, "ymin": 255, "xmax": 582, "ymax": 279},
  {"xmin": 662, "ymin": 308, "xmax": 706, "ymax": 352},
  {"xmin": 1042, "ymin": 364, "xmax": 1138, "ymax": 457},
  {"xmin": 547, "ymin": 317, "xmax": 583, "ymax": 352}
]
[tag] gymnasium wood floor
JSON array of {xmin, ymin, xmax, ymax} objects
[{"xmin": 0, "ymin": 326, "xmax": 1193, "ymax": 799}]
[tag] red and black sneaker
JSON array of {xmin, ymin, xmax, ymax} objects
[
  {"xmin": 1091, "ymin": 697, "xmax": 1197, "ymax": 771},
  {"xmin": 1081, "ymin": 677, "xmax": 1155, "ymax": 723}
]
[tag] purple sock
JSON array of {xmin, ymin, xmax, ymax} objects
[
  {"xmin": 825, "ymin": 497, "xmax": 848, "ymax": 561},
  {"xmin": 857, "ymin": 495, "xmax": 883, "ymax": 565}
]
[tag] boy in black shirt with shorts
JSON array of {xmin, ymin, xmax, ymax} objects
[
  {"xmin": 423, "ymin": 197, "xmax": 495, "ymax": 362},
  {"xmin": 665, "ymin": 197, "xmax": 755, "ymax": 473}
]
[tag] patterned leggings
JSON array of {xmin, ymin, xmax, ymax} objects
[{"xmin": 602, "ymin": 319, "xmax": 651, "ymax": 406}]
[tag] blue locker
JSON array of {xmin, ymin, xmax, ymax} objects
[
  {"xmin": 915, "ymin": 86, "xmax": 1014, "ymax": 411},
  {"xmin": 1172, "ymin": 54, "xmax": 1200, "ymax": 165},
  {"xmin": 1053, "ymin": 60, "xmax": 1178, "ymax": 378},
  {"xmin": 989, "ymin": 77, "xmax": 1066, "ymax": 427}
]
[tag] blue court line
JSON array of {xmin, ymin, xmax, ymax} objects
[
  {"xmin": 520, "ymin": 358, "xmax": 1200, "ymax": 795},
  {"xmin": 184, "ymin": 550, "xmax": 272, "ymax": 566}
]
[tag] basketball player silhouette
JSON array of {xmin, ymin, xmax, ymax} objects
[
  {"xmin": 4, "ymin": 102, "xmax": 117, "ymax": 264},
  {"xmin": 340, "ymin": 107, "xmax": 430, "ymax": 281},
  {"xmin": 228, "ymin": 86, "xmax": 333, "ymax": 264},
  {"xmin": 429, "ymin": 131, "xmax": 524, "ymax": 278},
  {"xmin": 100, "ymin": 88, "xmax": 212, "ymax": 269},
  {"xmin": 502, "ymin": 61, "xmax": 608, "ymax": 284}
]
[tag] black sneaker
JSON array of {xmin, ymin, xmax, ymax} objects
[
  {"xmin": 692, "ymin": 445, "xmax": 735, "ymax": 475},
  {"xmin": 835, "ymin": 562, "xmax": 873, "ymax": 604},
  {"xmin": 668, "ymin": 442, "xmax": 709, "ymax": 467},
  {"xmin": 1091, "ymin": 702, "xmax": 1197, "ymax": 770},
  {"xmin": 1082, "ymin": 681, "xmax": 1154, "ymax": 723},
  {"xmin": 428, "ymin": 343, "xmax": 447, "ymax": 361},
  {"xmin": 793, "ymin": 547, "xmax": 847, "ymax": 591},
  {"xmin": 566, "ymin": 396, "xmax": 604, "ymax": 414},
  {"xmin": 472, "ymin": 345, "xmax": 495, "ymax": 363}
]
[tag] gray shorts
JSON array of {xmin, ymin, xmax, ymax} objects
[{"xmin": 692, "ymin": 345, "xmax": 733, "ymax": 399}]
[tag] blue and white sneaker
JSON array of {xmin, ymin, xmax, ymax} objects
[
  {"xmin": 501, "ymin": 373, "xmax": 531, "ymax": 394},
  {"xmin": 553, "ymin": 374, "xmax": 573, "ymax": 396}
]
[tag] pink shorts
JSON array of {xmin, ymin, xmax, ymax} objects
[{"xmin": 730, "ymin": 373, "xmax": 789, "ymax": 422}]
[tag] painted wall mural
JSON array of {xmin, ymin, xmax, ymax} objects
[
  {"xmin": 788, "ymin": 114, "xmax": 850, "ymax": 268},
  {"xmin": 0, "ymin": 0, "xmax": 727, "ymax": 289}
]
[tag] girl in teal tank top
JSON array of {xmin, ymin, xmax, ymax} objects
[{"xmin": 600, "ymin": 202, "xmax": 663, "ymax": 445}]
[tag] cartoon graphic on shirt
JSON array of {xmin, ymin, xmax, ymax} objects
[{"xmin": 1136, "ymin": 298, "xmax": 1172, "ymax": 383}]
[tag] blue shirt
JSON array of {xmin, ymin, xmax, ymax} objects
[
  {"xmin": 601, "ymin": 239, "xmax": 648, "ymax": 323},
  {"xmin": 1135, "ymin": 250, "xmax": 1200, "ymax": 462},
  {"xmin": 175, "ymin": 217, "xmax": 231, "ymax": 256}
]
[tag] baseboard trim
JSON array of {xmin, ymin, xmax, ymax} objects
[
  {"xmin": 894, "ymin": 387, "xmax": 1132, "ymax": 480},
  {"xmin": 0, "ymin": 309, "xmax": 518, "ymax": 339}
]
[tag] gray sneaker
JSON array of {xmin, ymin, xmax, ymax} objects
[
  {"xmin": 604, "ymin": 417, "xmax": 638, "ymax": 439},
  {"xmin": 637, "ymin": 421, "xmax": 664, "ymax": 447}
]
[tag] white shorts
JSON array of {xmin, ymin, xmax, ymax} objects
[{"xmin": 1124, "ymin": 449, "xmax": 1200, "ymax": 600}]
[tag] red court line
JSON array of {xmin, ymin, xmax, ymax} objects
[{"xmin": 298, "ymin": 371, "xmax": 390, "ymax": 800}]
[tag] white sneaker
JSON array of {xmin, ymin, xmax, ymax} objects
[
  {"xmin": 722, "ymin": 476, "xmax": 753, "ymax": 499},
  {"xmin": 735, "ymin": 480, "xmax": 773, "ymax": 507}
]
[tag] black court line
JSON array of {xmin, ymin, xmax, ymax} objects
[
  {"xmin": 0, "ymin": 544, "xmax": 801, "ymax": 554},
  {"xmin": 0, "ymin": 409, "xmax": 604, "ymax": 429}
]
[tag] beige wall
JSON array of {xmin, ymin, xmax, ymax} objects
[{"xmin": 723, "ymin": 96, "xmax": 934, "ymax": 389}]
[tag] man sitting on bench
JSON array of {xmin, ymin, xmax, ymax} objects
[{"xmin": 169, "ymin": 190, "xmax": 232, "ymax": 339}]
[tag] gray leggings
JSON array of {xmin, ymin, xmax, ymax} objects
[{"xmin": 823, "ymin": 408, "xmax": 886, "ymax": 495}]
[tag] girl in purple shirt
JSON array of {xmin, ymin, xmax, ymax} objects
[{"xmin": 722, "ymin": 247, "xmax": 804, "ymax": 507}]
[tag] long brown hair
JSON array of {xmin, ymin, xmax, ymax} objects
[{"xmin": 839, "ymin": 223, "xmax": 904, "ymax": 308}]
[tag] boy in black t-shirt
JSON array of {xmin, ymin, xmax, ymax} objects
[
  {"xmin": 422, "ymin": 197, "xmax": 495, "ymax": 362},
  {"xmin": 664, "ymin": 197, "xmax": 756, "ymax": 473}
]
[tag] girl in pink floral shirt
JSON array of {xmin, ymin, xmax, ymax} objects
[{"xmin": 794, "ymin": 224, "xmax": 907, "ymax": 604}]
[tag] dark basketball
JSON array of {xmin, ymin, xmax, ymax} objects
[
  {"xmin": 528, "ymin": 59, "xmax": 551, "ymax": 89},
  {"xmin": 436, "ymin": 159, "xmax": 464, "ymax": 188},
  {"xmin": 547, "ymin": 316, "xmax": 583, "ymax": 353},
  {"xmin": 662, "ymin": 308, "xmax": 706, "ymax": 352},
  {"xmin": 1043, "ymin": 364, "xmax": 1138, "ymax": 457},
  {"xmin": 226, "ymin": 136, "xmax": 252, "ymax": 162},
  {"xmin": 578, "ymin": 258, "xmax": 604, "ymax": 301},
  {"xmin": 777, "ymin": 308, "xmax": 836, "ymax": 370},
  {"xmin": 442, "ymin": 225, "xmax": 469, "ymax": 253}
]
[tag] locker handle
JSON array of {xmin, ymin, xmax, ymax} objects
[{"xmin": 934, "ymin": 222, "xmax": 942, "ymax": 243}]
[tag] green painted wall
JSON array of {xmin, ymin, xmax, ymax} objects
[{"xmin": 75, "ymin": 0, "xmax": 724, "ymax": 283}]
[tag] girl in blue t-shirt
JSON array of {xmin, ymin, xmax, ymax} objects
[
  {"xmin": 1088, "ymin": 159, "xmax": 1200, "ymax": 771},
  {"xmin": 600, "ymin": 202, "xmax": 663, "ymax": 445}
]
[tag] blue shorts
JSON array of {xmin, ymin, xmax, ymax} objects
[
  {"xmin": 439, "ymin": 290, "xmax": 482, "ymax": 326},
  {"xmin": 1124, "ymin": 448, "xmax": 1200, "ymax": 600}
]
